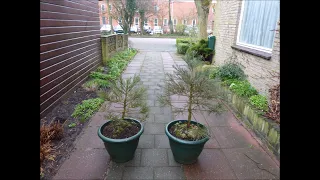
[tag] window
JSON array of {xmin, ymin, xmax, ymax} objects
[
  {"xmin": 183, "ymin": 19, "xmax": 187, "ymax": 25},
  {"xmin": 102, "ymin": 16, "xmax": 106, "ymax": 25},
  {"xmin": 192, "ymin": 19, "xmax": 196, "ymax": 26},
  {"xmin": 118, "ymin": 17, "xmax": 122, "ymax": 25},
  {"xmin": 135, "ymin": 17, "xmax": 139, "ymax": 26},
  {"xmin": 154, "ymin": 18, "xmax": 158, "ymax": 26},
  {"xmin": 237, "ymin": 0, "xmax": 280, "ymax": 53},
  {"xmin": 144, "ymin": 18, "xmax": 148, "ymax": 26},
  {"xmin": 109, "ymin": 4, "xmax": 112, "ymax": 11},
  {"xmin": 154, "ymin": 5, "xmax": 158, "ymax": 12},
  {"xmin": 173, "ymin": 19, "xmax": 177, "ymax": 26},
  {"xmin": 164, "ymin": 18, "xmax": 168, "ymax": 26},
  {"xmin": 101, "ymin": 4, "xmax": 105, "ymax": 12}
]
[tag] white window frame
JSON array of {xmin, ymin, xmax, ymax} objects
[
  {"xmin": 109, "ymin": 4, "xmax": 112, "ymax": 11},
  {"xmin": 134, "ymin": 17, "xmax": 139, "ymax": 26},
  {"xmin": 154, "ymin": 5, "xmax": 158, "ymax": 12},
  {"xmin": 144, "ymin": 18, "xmax": 148, "ymax": 26},
  {"xmin": 183, "ymin": 19, "xmax": 187, "ymax": 25},
  {"xmin": 101, "ymin": 4, "xmax": 105, "ymax": 12},
  {"xmin": 173, "ymin": 19, "xmax": 177, "ymax": 26},
  {"xmin": 164, "ymin": 18, "xmax": 168, "ymax": 26},
  {"xmin": 154, "ymin": 18, "xmax": 158, "ymax": 26},
  {"xmin": 236, "ymin": 0, "xmax": 276, "ymax": 53},
  {"xmin": 192, "ymin": 19, "xmax": 196, "ymax": 26}
]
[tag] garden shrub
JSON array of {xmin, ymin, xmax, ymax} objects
[
  {"xmin": 186, "ymin": 39, "xmax": 213, "ymax": 61},
  {"xmin": 83, "ymin": 79, "xmax": 109, "ymax": 91},
  {"xmin": 71, "ymin": 98, "xmax": 105, "ymax": 122},
  {"xmin": 176, "ymin": 24, "xmax": 187, "ymax": 35},
  {"xmin": 229, "ymin": 80, "xmax": 258, "ymax": 97},
  {"xmin": 176, "ymin": 38, "xmax": 191, "ymax": 45},
  {"xmin": 177, "ymin": 43, "xmax": 189, "ymax": 54},
  {"xmin": 217, "ymin": 62, "xmax": 246, "ymax": 81},
  {"xmin": 249, "ymin": 95, "xmax": 268, "ymax": 111},
  {"xmin": 89, "ymin": 72, "xmax": 109, "ymax": 80}
]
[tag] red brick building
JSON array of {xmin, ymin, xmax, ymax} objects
[{"xmin": 98, "ymin": 0, "xmax": 215, "ymax": 33}]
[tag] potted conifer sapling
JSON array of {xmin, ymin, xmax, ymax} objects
[
  {"xmin": 158, "ymin": 57, "xmax": 224, "ymax": 164},
  {"xmin": 97, "ymin": 75, "xmax": 149, "ymax": 163}
]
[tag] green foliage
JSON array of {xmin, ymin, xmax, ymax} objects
[
  {"xmin": 217, "ymin": 62, "xmax": 246, "ymax": 81},
  {"xmin": 229, "ymin": 80, "xmax": 258, "ymax": 98},
  {"xmin": 158, "ymin": 56, "xmax": 224, "ymax": 140},
  {"xmin": 96, "ymin": 66, "xmax": 104, "ymax": 73},
  {"xmin": 208, "ymin": 66, "xmax": 220, "ymax": 79},
  {"xmin": 172, "ymin": 121, "xmax": 208, "ymax": 140},
  {"xmin": 89, "ymin": 72, "xmax": 109, "ymax": 80},
  {"xmin": 176, "ymin": 38, "xmax": 191, "ymax": 45},
  {"xmin": 83, "ymin": 79, "xmax": 109, "ymax": 91},
  {"xmin": 176, "ymin": 24, "xmax": 187, "ymax": 35},
  {"xmin": 106, "ymin": 48, "xmax": 137, "ymax": 80},
  {"xmin": 249, "ymin": 95, "xmax": 268, "ymax": 111},
  {"xmin": 68, "ymin": 123, "xmax": 76, "ymax": 128},
  {"xmin": 72, "ymin": 98, "xmax": 105, "ymax": 123},
  {"xmin": 98, "ymin": 74, "xmax": 149, "ymax": 123},
  {"xmin": 177, "ymin": 43, "xmax": 189, "ymax": 54},
  {"xmin": 186, "ymin": 39, "xmax": 213, "ymax": 61}
]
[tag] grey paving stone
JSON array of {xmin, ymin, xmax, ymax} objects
[
  {"xmin": 122, "ymin": 167, "xmax": 154, "ymax": 180},
  {"xmin": 154, "ymin": 167, "xmax": 185, "ymax": 180},
  {"xmin": 141, "ymin": 149, "xmax": 168, "ymax": 166},
  {"xmin": 222, "ymin": 147, "xmax": 280, "ymax": 180},
  {"xmin": 155, "ymin": 134, "xmax": 170, "ymax": 148},
  {"xmin": 138, "ymin": 135, "xmax": 155, "ymax": 148},
  {"xmin": 154, "ymin": 114, "xmax": 172, "ymax": 123},
  {"xmin": 143, "ymin": 123, "xmax": 166, "ymax": 134}
]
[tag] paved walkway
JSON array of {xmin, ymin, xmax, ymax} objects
[{"xmin": 53, "ymin": 51, "xmax": 280, "ymax": 180}]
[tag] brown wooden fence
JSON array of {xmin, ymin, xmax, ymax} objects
[{"xmin": 40, "ymin": 0, "xmax": 102, "ymax": 118}]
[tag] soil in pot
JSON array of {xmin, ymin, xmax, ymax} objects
[
  {"xmin": 102, "ymin": 120, "xmax": 140, "ymax": 139},
  {"xmin": 169, "ymin": 121, "xmax": 208, "ymax": 141}
]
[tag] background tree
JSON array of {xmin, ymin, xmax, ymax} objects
[
  {"xmin": 194, "ymin": 0, "xmax": 211, "ymax": 39},
  {"xmin": 175, "ymin": 7, "xmax": 197, "ymax": 35},
  {"xmin": 136, "ymin": 0, "xmax": 153, "ymax": 36},
  {"xmin": 168, "ymin": 0, "xmax": 173, "ymax": 34},
  {"xmin": 111, "ymin": 0, "xmax": 136, "ymax": 35},
  {"xmin": 105, "ymin": 0, "xmax": 114, "ymax": 34}
]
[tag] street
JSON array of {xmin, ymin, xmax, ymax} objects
[{"xmin": 128, "ymin": 37, "xmax": 177, "ymax": 52}]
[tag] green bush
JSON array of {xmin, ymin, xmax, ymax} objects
[
  {"xmin": 186, "ymin": 39, "xmax": 213, "ymax": 61},
  {"xmin": 249, "ymin": 95, "xmax": 268, "ymax": 111},
  {"xmin": 176, "ymin": 24, "xmax": 187, "ymax": 35},
  {"xmin": 176, "ymin": 38, "xmax": 191, "ymax": 45},
  {"xmin": 83, "ymin": 79, "xmax": 109, "ymax": 91},
  {"xmin": 217, "ymin": 62, "xmax": 246, "ymax": 81},
  {"xmin": 229, "ymin": 80, "xmax": 258, "ymax": 97},
  {"xmin": 209, "ymin": 67, "xmax": 220, "ymax": 79},
  {"xmin": 72, "ymin": 98, "xmax": 105, "ymax": 122},
  {"xmin": 89, "ymin": 72, "xmax": 109, "ymax": 80},
  {"xmin": 177, "ymin": 43, "xmax": 189, "ymax": 54}
]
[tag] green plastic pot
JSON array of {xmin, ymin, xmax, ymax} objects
[
  {"xmin": 165, "ymin": 120, "xmax": 209, "ymax": 164},
  {"xmin": 97, "ymin": 118, "xmax": 143, "ymax": 163}
]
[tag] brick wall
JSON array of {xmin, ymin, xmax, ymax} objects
[{"xmin": 212, "ymin": 0, "xmax": 280, "ymax": 96}]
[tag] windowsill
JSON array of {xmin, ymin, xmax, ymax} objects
[{"xmin": 231, "ymin": 45, "xmax": 272, "ymax": 60}]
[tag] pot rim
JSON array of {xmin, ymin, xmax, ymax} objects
[
  {"xmin": 165, "ymin": 119, "xmax": 209, "ymax": 145},
  {"xmin": 98, "ymin": 117, "xmax": 144, "ymax": 143}
]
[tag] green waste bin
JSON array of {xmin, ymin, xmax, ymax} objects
[{"xmin": 208, "ymin": 36, "xmax": 215, "ymax": 50}]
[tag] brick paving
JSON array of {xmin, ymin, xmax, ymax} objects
[{"xmin": 53, "ymin": 50, "xmax": 280, "ymax": 180}]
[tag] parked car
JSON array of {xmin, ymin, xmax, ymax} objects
[
  {"xmin": 153, "ymin": 26, "xmax": 163, "ymax": 34},
  {"xmin": 130, "ymin": 26, "xmax": 138, "ymax": 33},
  {"xmin": 114, "ymin": 25, "xmax": 124, "ymax": 34}
]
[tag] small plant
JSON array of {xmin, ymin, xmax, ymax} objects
[
  {"xmin": 72, "ymin": 98, "xmax": 105, "ymax": 123},
  {"xmin": 265, "ymin": 84, "xmax": 280, "ymax": 123},
  {"xmin": 186, "ymin": 39, "xmax": 213, "ymax": 61},
  {"xmin": 177, "ymin": 43, "xmax": 189, "ymax": 54},
  {"xmin": 68, "ymin": 122, "xmax": 77, "ymax": 128},
  {"xmin": 229, "ymin": 80, "xmax": 258, "ymax": 98},
  {"xmin": 217, "ymin": 62, "xmax": 246, "ymax": 81},
  {"xmin": 40, "ymin": 121, "xmax": 64, "ymax": 177},
  {"xmin": 158, "ymin": 57, "xmax": 224, "ymax": 140},
  {"xmin": 249, "ymin": 95, "xmax": 268, "ymax": 111},
  {"xmin": 98, "ymin": 75, "xmax": 149, "ymax": 139},
  {"xmin": 89, "ymin": 72, "xmax": 109, "ymax": 80},
  {"xmin": 83, "ymin": 79, "xmax": 109, "ymax": 91},
  {"xmin": 96, "ymin": 66, "xmax": 105, "ymax": 73}
]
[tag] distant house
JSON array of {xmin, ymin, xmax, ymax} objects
[
  {"xmin": 212, "ymin": 0, "xmax": 280, "ymax": 96},
  {"xmin": 98, "ymin": 0, "xmax": 215, "ymax": 33}
]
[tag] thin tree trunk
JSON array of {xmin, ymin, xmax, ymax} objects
[
  {"xmin": 106, "ymin": 0, "xmax": 113, "ymax": 34},
  {"xmin": 195, "ymin": 0, "xmax": 209, "ymax": 39},
  {"xmin": 139, "ymin": 11, "xmax": 145, "ymax": 36},
  {"xmin": 168, "ymin": 0, "xmax": 173, "ymax": 34}
]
